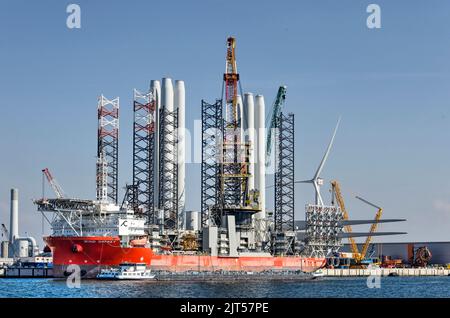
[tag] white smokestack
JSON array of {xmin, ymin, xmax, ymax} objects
[
  {"xmin": 9, "ymin": 188, "xmax": 18, "ymax": 243},
  {"xmin": 244, "ymin": 93, "xmax": 255, "ymax": 191},
  {"xmin": 8, "ymin": 188, "xmax": 38, "ymax": 257},
  {"xmin": 254, "ymin": 95, "xmax": 266, "ymax": 219},
  {"xmin": 150, "ymin": 80, "xmax": 161, "ymax": 207},
  {"xmin": 174, "ymin": 80, "xmax": 186, "ymax": 222}
]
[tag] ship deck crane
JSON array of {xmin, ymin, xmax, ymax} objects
[
  {"xmin": 265, "ymin": 85, "xmax": 287, "ymax": 167},
  {"xmin": 42, "ymin": 168, "xmax": 66, "ymax": 199},
  {"xmin": 219, "ymin": 36, "xmax": 252, "ymax": 212}
]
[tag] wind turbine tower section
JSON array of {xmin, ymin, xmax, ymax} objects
[
  {"xmin": 175, "ymin": 80, "xmax": 186, "ymax": 229},
  {"xmin": 254, "ymin": 94, "xmax": 266, "ymax": 222},
  {"xmin": 158, "ymin": 78, "xmax": 179, "ymax": 230},
  {"xmin": 150, "ymin": 80, "xmax": 161, "ymax": 210}
]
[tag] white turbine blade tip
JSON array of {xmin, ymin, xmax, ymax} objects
[{"xmin": 313, "ymin": 117, "xmax": 340, "ymax": 180}]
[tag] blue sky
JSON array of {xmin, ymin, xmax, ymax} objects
[{"xmin": 1, "ymin": 0, "xmax": 450, "ymax": 247}]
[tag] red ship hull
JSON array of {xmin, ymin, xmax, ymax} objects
[{"xmin": 46, "ymin": 236, "xmax": 326, "ymax": 278}]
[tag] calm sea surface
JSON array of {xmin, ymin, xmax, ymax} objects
[{"xmin": 0, "ymin": 276, "xmax": 449, "ymax": 298}]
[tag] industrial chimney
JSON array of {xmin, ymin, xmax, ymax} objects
[
  {"xmin": 9, "ymin": 188, "xmax": 19, "ymax": 243},
  {"xmin": 8, "ymin": 188, "xmax": 38, "ymax": 258}
]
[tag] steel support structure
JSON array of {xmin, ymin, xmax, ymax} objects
[
  {"xmin": 132, "ymin": 89, "xmax": 156, "ymax": 221},
  {"xmin": 201, "ymin": 100, "xmax": 223, "ymax": 227},
  {"xmin": 97, "ymin": 95, "xmax": 119, "ymax": 204},
  {"xmin": 304, "ymin": 204, "xmax": 343, "ymax": 258},
  {"xmin": 274, "ymin": 112, "xmax": 295, "ymax": 233},
  {"xmin": 158, "ymin": 108, "xmax": 178, "ymax": 230},
  {"xmin": 121, "ymin": 183, "xmax": 138, "ymax": 211},
  {"xmin": 220, "ymin": 133, "xmax": 248, "ymax": 209}
]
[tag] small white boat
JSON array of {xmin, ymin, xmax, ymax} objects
[
  {"xmin": 312, "ymin": 269, "xmax": 325, "ymax": 278},
  {"xmin": 97, "ymin": 268, "xmax": 120, "ymax": 280},
  {"xmin": 97, "ymin": 263, "xmax": 155, "ymax": 280}
]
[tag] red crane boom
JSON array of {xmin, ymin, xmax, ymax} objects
[{"xmin": 42, "ymin": 168, "xmax": 65, "ymax": 199}]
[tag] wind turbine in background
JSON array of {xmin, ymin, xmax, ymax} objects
[{"xmin": 295, "ymin": 117, "xmax": 341, "ymax": 206}]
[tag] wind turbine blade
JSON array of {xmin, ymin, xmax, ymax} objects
[
  {"xmin": 313, "ymin": 117, "xmax": 341, "ymax": 180},
  {"xmin": 294, "ymin": 180, "xmax": 313, "ymax": 184}
]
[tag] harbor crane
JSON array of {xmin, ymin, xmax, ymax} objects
[
  {"xmin": 331, "ymin": 180, "xmax": 384, "ymax": 264},
  {"xmin": 42, "ymin": 168, "xmax": 66, "ymax": 199},
  {"xmin": 331, "ymin": 180, "xmax": 360, "ymax": 257},
  {"xmin": 265, "ymin": 85, "xmax": 287, "ymax": 167},
  {"xmin": 355, "ymin": 195, "xmax": 383, "ymax": 262}
]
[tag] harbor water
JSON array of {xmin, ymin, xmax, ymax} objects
[{"xmin": 0, "ymin": 276, "xmax": 449, "ymax": 298}]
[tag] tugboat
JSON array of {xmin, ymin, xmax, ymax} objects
[{"xmin": 97, "ymin": 263, "xmax": 155, "ymax": 280}]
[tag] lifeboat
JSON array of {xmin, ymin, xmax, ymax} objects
[{"xmin": 130, "ymin": 237, "xmax": 148, "ymax": 247}]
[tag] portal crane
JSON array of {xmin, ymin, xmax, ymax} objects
[
  {"xmin": 42, "ymin": 168, "xmax": 66, "ymax": 199},
  {"xmin": 265, "ymin": 85, "xmax": 287, "ymax": 167}
]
